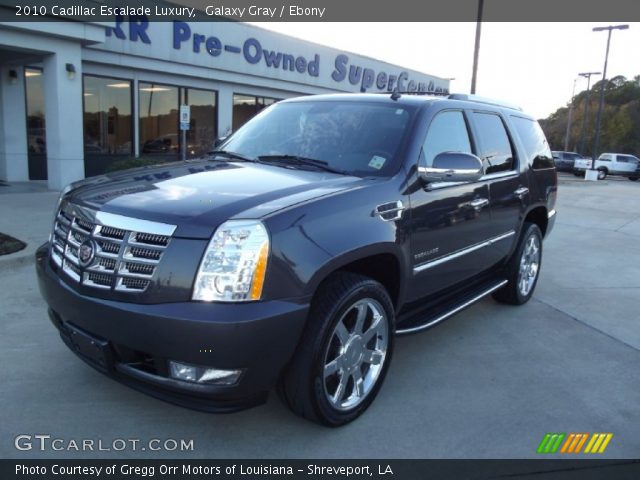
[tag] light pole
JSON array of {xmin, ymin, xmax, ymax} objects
[
  {"xmin": 470, "ymin": 0, "xmax": 484, "ymax": 94},
  {"xmin": 564, "ymin": 78, "xmax": 578, "ymax": 152},
  {"xmin": 590, "ymin": 24, "xmax": 629, "ymax": 171},
  {"xmin": 577, "ymin": 71, "xmax": 600, "ymax": 155}
]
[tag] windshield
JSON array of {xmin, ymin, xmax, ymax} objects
[{"xmin": 221, "ymin": 100, "xmax": 415, "ymax": 176}]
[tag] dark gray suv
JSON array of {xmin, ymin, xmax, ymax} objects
[{"xmin": 37, "ymin": 93, "xmax": 557, "ymax": 426}]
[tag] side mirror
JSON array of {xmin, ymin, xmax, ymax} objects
[
  {"xmin": 213, "ymin": 136, "xmax": 228, "ymax": 148},
  {"xmin": 418, "ymin": 152, "xmax": 484, "ymax": 184}
]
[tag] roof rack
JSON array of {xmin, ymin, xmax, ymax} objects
[
  {"xmin": 447, "ymin": 93, "xmax": 522, "ymax": 111},
  {"xmin": 370, "ymin": 91, "xmax": 521, "ymax": 110},
  {"xmin": 370, "ymin": 90, "xmax": 450, "ymax": 101}
]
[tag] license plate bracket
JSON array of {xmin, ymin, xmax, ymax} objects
[{"xmin": 62, "ymin": 323, "xmax": 112, "ymax": 371}]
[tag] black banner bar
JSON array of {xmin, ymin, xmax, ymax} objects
[
  {"xmin": 2, "ymin": 460, "xmax": 640, "ymax": 480},
  {"xmin": 1, "ymin": 0, "xmax": 640, "ymax": 22}
]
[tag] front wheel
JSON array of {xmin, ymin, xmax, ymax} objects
[
  {"xmin": 493, "ymin": 223, "xmax": 543, "ymax": 305},
  {"xmin": 629, "ymin": 176, "xmax": 638, "ymax": 182},
  {"xmin": 278, "ymin": 272, "xmax": 394, "ymax": 426},
  {"xmin": 597, "ymin": 168, "xmax": 607, "ymax": 180}
]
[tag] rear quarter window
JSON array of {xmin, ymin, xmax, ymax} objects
[{"xmin": 510, "ymin": 116, "xmax": 553, "ymax": 170}]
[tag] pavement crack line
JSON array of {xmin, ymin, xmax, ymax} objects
[
  {"xmin": 532, "ymin": 297, "xmax": 640, "ymax": 354},
  {"xmin": 615, "ymin": 215, "xmax": 640, "ymax": 232}
]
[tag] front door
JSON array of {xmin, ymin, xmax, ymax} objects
[{"xmin": 407, "ymin": 109, "xmax": 494, "ymax": 302}]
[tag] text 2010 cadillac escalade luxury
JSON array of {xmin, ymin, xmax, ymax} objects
[{"xmin": 36, "ymin": 93, "xmax": 557, "ymax": 426}]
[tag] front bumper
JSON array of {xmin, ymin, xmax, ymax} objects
[{"xmin": 35, "ymin": 243, "xmax": 309, "ymax": 412}]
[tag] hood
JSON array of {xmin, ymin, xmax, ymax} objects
[{"xmin": 66, "ymin": 160, "xmax": 364, "ymax": 238}]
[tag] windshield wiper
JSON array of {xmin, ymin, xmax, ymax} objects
[
  {"xmin": 257, "ymin": 155, "xmax": 347, "ymax": 175},
  {"xmin": 207, "ymin": 150, "xmax": 256, "ymax": 162}
]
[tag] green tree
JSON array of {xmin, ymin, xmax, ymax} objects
[{"xmin": 540, "ymin": 75, "xmax": 640, "ymax": 157}]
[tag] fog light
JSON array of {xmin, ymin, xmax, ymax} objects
[
  {"xmin": 169, "ymin": 362, "xmax": 197, "ymax": 382},
  {"xmin": 168, "ymin": 361, "xmax": 242, "ymax": 386}
]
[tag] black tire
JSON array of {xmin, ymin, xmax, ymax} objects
[
  {"xmin": 597, "ymin": 168, "xmax": 607, "ymax": 180},
  {"xmin": 493, "ymin": 223, "xmax": 543, "ymax": 305},
  {"xmin": 573, "ymin": 171, "xmax": 581, "ymax": 177},
  {"xmin": 629, "ymin": 176, "xmax": 638, "ymax": 182},
  {"xmin": 278, "ymin": 272, "xmax": 395, "ymax": 427}
]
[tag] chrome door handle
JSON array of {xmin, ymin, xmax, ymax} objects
[
  {"xmin": 514, "ymin": 187, "xmax": 529, "ymax": 198},
  {"xmin": 468, "ymin": 198, "xmax": 489, "ymax": 210}
]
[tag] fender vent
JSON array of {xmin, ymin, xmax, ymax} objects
[{"xmin": 374, "ymin": 201, "xmax": 405, "ymax": 221}]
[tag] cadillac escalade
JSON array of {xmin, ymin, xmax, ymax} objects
[{"xmin": 36, "ymin": 93, "xmax": 557, "ymax": 426}]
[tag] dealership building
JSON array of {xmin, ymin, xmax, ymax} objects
[{"xmin": 0, "ymin": 18, "xmax": 449, "ymax": 190}]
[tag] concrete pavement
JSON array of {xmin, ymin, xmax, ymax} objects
[
  {"xmin": 0, "ymin": 182, "xmax": 58, "ymax": 269},
  {"xmin": 0, "ymin": 174, "xmax": 639, "ymax": 459}
]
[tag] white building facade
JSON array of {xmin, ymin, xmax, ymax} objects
[{"xmin": 0, "ymin": 19, "xmax": 448, "ymax": 189}]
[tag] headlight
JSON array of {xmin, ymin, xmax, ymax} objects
[{"xmin": 192, "ymin": 220, "xmax": 270, "ymax": 302}]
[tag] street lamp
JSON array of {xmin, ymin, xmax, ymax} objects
[
  {"xmin": 563, "ymin": 77, "xmax": 578, "ymax": 152},
  {"xmin": 470, "ymin": 0, "xmax": 484, "ymax": 94},
  {"xmin": 590, "ymin": 24, "xmax": 629, "ymax": 172},
  {"xmin": 577, "ymin": 71, "xmax": 600, "ymax": 156}
]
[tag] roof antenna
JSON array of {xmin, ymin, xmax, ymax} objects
[{"xmin": 390, "ymin": 88, "xmax": 401, "ymax": 101}]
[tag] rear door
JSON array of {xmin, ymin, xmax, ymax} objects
[{"xmin": 467, "ymin": 111, "xmax": 525, "ymax": 260}]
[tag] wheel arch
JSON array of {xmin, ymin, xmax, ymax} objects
[
  {"xmin": 305, "ymin": 245, "xmax": 406, "ymax": 311},
  {"xmin": 522, "ymin": 204, "xmax": 549, "ymax": 238}
]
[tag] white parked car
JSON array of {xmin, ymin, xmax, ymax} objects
[
  {"xmin": 573, "ymin": 156, "xmax": 593, "ymax": 175},
  {"xmin": 574, "ymin": 153, "xmax": 639, "ymax": 180}
]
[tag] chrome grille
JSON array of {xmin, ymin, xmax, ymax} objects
[{"xmin": 50, "ymin": 204, "xmax": 175, "ymax": 293}]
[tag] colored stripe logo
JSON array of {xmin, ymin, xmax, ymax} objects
[{"xmin": 537, "ymin": 433, "xmax": 613, "ymax": 454}]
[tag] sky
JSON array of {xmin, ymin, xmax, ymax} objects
[{"xmin": 249, "ymin": 22, "xmax": 640, "ymax": 119}]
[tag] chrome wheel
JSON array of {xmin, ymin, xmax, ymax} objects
[
  {"xmin": 323, "ymin": 298, "xmax": 389, "ymax": 411},
  {"xmin": 518, "ymin": 234, "xmax": 541, "ymax": 297}
]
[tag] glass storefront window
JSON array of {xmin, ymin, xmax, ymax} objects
[
  {"xmin": 25, "ymin": 67, "xmax": 47, "ymax": 180},
  {"xmin": 232, "ymin": 94, "xmax": 280, "ymax": 131},
  {"xmin": 139, "ymin": 82, "xmax": 179, "ymax": 156},
  {"xmin": 83, "ymin": 75, "xmax": 133, "ymax": 177},
  {"xmin": 139, "ymin": 83, "xmax": 217, "ymax": 159},
  {"xmin": 83, "ymin": 76, "xmax": 132, "ymax": 155},
  {"xmin": 184, "ymin": 88, "xmax": 217, "ymax": 157}
]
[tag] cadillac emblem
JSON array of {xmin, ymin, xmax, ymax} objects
[{"xmin": 78, "ymin": 240, "xmax": 96, "ymax": 267}]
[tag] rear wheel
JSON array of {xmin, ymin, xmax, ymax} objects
[
  {"xmin": 493, "ymin": 223, "xmax": 543, "ymax": 305},
  {"xmin": 629, "ymin": 176, "xmax": 638, "ymax": 182},
  {"xmin": 278, "ymin": 272, "xmax": 394, "ymax": 426}
]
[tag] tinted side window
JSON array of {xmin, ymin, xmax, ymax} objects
[
  {"xmin": 511, "ymin": 116, "xmax": 553, "ymax": 169},
  {"xmin": 421, "ymin": 111, "xmax": 472, "ymax": 167},
  {"xmin": 619, "ymin": 155, "xmax": 639, "ymax": 163},
  {"xmin": 472, "ymin": 112, "xmax": 515, "ymax": 174}
]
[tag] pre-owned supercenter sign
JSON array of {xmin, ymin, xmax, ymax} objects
[{"xmin": 105, "ymin": 18, "xmax": 445, "ymax": 94}]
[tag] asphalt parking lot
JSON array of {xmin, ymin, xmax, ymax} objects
[{"xmin": 1, "ymin": 173, "xmax": 639, "ymax": 459}]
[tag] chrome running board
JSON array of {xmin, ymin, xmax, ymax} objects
[{"xmin": 396, "ymin": 279, "xmax": 508, "ymax": 335}]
